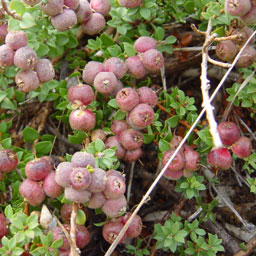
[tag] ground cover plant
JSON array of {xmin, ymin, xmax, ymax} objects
[{"xmin": 0, "ymin": 0, "xmax": 256, "ymax": 255}]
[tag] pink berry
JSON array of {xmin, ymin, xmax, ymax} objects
[
  {"xmin": 106, "ymin": 169, "xmax": 125, "ymax": 181},
  {"xmin": 241, "ymin": 5, "xmax": 256, "ymax": 25},
  {"xmin": 111, "ymin": 120, "xmax": 129, "ymax": 136},
  {"xmin": 59, "ymin": 250, "xmax": 70, "ymax": 256},
  {"xmin": 231, "ymin": 136, "xmax": 252, "ymax": 158},
  {"xmin": 118, "ymin": 0, "xmax": 142, "ymax": 8},
  {"xmin": 103, "ymin": 221, "xmax": 127, "ymax": 244},
  {"xmin": 15, "ymin": 69, "xmax": 40, "ymax": 92},
  {"xmin": 141, "ymin": 49, "xmax": 164, "ymax": 71},
  {"xmin": 215, "ymin": 40, "xmax": 238, "ymax": 62},
  {"xmin": 88, "ymin": 192, "xmax": 106, "ymax": 209},
  {"xmin": 82, "ymin": 61, "xmax": 105, "ymax": 85},
  {"xmin": 55, "ymin": 162, "xmax": 73, "ymax": 188},
  {"xmin": 90, "ymin": 0, "xmax": 111, "ymax": 16},
  {"xmin": 105, "ymin": 136, "xmax": 126, "ymax": 160},
  {"xmin": 217, "ymin": 121, "xmax": 240, "ymax": 145},
  {"xmin": 102, "ymin": 195, "xmax": 127, "ymax": 218},
  {"xmin": 88, "ymin": 167, "xmax": 107, "ymax": 192},
  {"xmin": 116, "ymin": 87, "xmax": 140, "ymax": 112},
  {"xmin": 119, "ymin": 129, "xmax": 143, "ymax": 151},
  {"xmin": 64, "ymin": 0, "xmax": 79, "ymax": 10},
  {"xmin": 76, "ymin": 225, "xmax": 90, "ymax": 249},
  {"xmin": 125, "ymin": 55, "xmax": 147, "ymax": 79},
  {"xmin": 91, "ymin": 129, "xmax": 106, "ymax": 142},
  {"xmin": 225, "ymin": 0, "xmax": 251, "ymax": 16},
  {"xmin": 183, "ymin": 145, "xmax": 200, "ymax": 172},
  {"xmin": 76, "ymin": 0, "xmax": 92, "ymax": 23},
  {"xmin": 231, "ymin": 27, "xmax": 255, "ymax": 46},
  {"xmin": 134, "ymin": 36, "xmax": 157, "ymax": 53},
  {"xmin": 43, "ymin": 171, "xmax": 64, "ymax": 198},
  {"xmin": 68, "ymin": 84, "xmax": 94, "ymax": 106},
  {"xmin": 0, "ymin": 213, "xmax": 8, "ymax": 239},
  {"xmin": 164, "ymin": 169, "xmax": 183, "ymax": 180},
  {"xmin": 41, "ymin": 0, "xmax": 64, "ymax": 16},
  {"xmin": 104, "ymin": 57, "xmax": 127, "ymax": 79},
  {"xmin": 5, "ymin": 31, "xmax": 27, "ymax": 50},
  {"xmin": 119, "ymin": 212, "xmax": 142, "ymax": 238},
  {"xmin": 19, "ymin": 179, "xmax": 46, "ymax": 206},
  {"xmin": 25, "ymin": 158, "xmax": 51, "ymax": 181},
  {"xmin": 60, "ymin": 204, "xmax": 72, "ymax": 223},
  {"xmin": 81, "ymin": 13, "xmax": 106, "ymax": 36},
  {"xmin": 0, "ymin": 44, "xmax": 14, "ymax": 67},
  {"xmin": 236, "ymin": 46, "xmax": 256, "ymax": 68},
  {"xmin": 35, "ymin": 59, "xmax": 55, "ymax": 83},
  {"xmin": 207, "ymin": 147, "xmax": 232, "ymax": 170},
  {"xmin": 70, "ymin": 167, "xmax": 91, "ymax": 190},
  {"xmin": 0, "ymin": 24, "xmax": 8, "ymax": 43},
  {"xmin": 69, "ymin": 109, "xmax": 96, "ymax": 131},
  {"xmin": 23, "ymin": 0, "xmax": 41, "ymax": 6},
  {"xmin": 104, "ymin": 175, "xmax": 126, "ymax": 199},
  {"xmin": 51, "ymin": 9, "xmax": 77, "ymax": 32},
  {"xmin": 0, "ymin": 149, "xmax": 18, "ymax": 173},
  {"xmin": 124, "ymin": 148, "xmax": 142, "ymax": 163},
  {"xmin": 14, "ymin": 46, "xmax": 38, "ymax": 70},
  {"xmin": 53, "ymin": 224, "xmax": 70, "ymax": 250},
  {"xmin": 162, "ymin": 149, "xmax": 185, "ymax": 172},
  {"xmin": 71, "ymin": 151, "xmax": 95, "ymax": 168},
  {"xmin": 64, "ymin": 187, "xmax": 91, "ymax": 203},
  {"xmin": 170, "ymin": 135, "xmax": 183, "ymax": 150},
  {"xmin": 137, "ymin": 86, "xmax": 158, "ymax": 107}
]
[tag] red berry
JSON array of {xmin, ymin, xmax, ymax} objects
[
  {"xmin": 71, "ymin": 151, "xmax": 95, "ymax": 168},
  {"xmin": 105, "ymin": 136, "xmax": 126, "ymax": 160},
  {"xmin": 124, "ymin": 148, "xmax": 142, "ymax": 163},
  {"xmin": 43, "ymin": 172, "xmax": 64, "ymax": 198},
  {"xmin": 82, "ymin": 61, "xmax": 105, "ymax": 85},
  {"xmin": 104, "ymin": 57, "xmax": 127, "ymax": 79},
  {"xmin": 91, "ymin": 129, "xmax": 106, "ymax": 142},
  {"xmin": 0, "ymin": 213, "xmax": 8, "ymax": 239},
  {"xmin": 162, "ymin": 149, "xmax": 185, "ymax": 172},
  {"xmin": 104, "ymin": 175, "xmax": 126, "ymax": 199},
  {"xmin": 0, "ymin": 149, "xmax": 18, "ymax": 173},
  {"xmin": 69, "ymin": 109, "xmax": 96, "ymax": 131},
  {"xmin": 111, "ymin": 120, "xmax": 129, "ymax": 136},
  {"xmin": 5, "ymin": 31, "xmax": 28, "ymax": 50},
  {"xmin": 76, "ymin": 225, "xmax": 90, "ymax": 249},
  {"xmin": 64, "ymin": 187, "xmax": 91, "ymax": 203},
  {"xmin": 35, "ymin": 59, "xmax": 55, "ymax": 83},
  {"xmin": 183, "ymin": 145, "xmax": 200, "ymax": 172},
  {"xmin": 25, "ymin": 158, "xmax": 51, "ymax": 181},
  {"xmin": 70, "ymin": 167, "xmax": 91, "ymax": 190},
  {"xmin": 0, "ymin": 44, "xmax": 14, "ymax": 67},
  {"xmin": 64, "ymin": 0, "xmax": 79, "ymax": 10},
  {"xmin": 55, "ymin": 162, "xmax": 73, "ymax": 188},
  {"xmin": 236, "ymin": 46, "xmax": 256, "ymax": 68},
  {"xmin": 141, "ymin": 49, "xmax": 164, "ymax": 71},
  {"xmin": 88, "ymin": 167, "xmax": 107, "ymax": 192},
  {"xmin": 225, "ymin": 0, "xmax": 251, "ymax": 16},
  {"xmin": 68, "ymin": 84, "xmax": 94, "ymax": 106},
  {"xmin": 102, "ymin": 195, "xmax": 127, "ymax": 218},
  {"xmin": 231, "ymin": 136, "xmax": 252, "ymax": 159},
  {"xmin": 217, "ymin": 121, "xmax": 240, "ymax": 145},
  {"xmin": 164, "ymin": 169, "xmax": 183, "ymax": 180},
  {"xmin": 60, "ymin": 204, "xmax": 72, "ymax": 223},
  {"xmin": 134, "ymin": 36, "xmax": 157, "ymax": 53},
  {"xmin": 242, "ymin": 5, "xmax": 256, "ymax": 25},
  {"xmin": 81, "ymin": 13, "xmax": 106, "ymax": 36},
  {"xmin": 216, "ymin": 40, "xmax": 238, "ymax": 62},
  {"xmin": 0, "ymin": 24, "xmax": 8, "ymax": 43},
  {"xmin": 207, "ymin": 147, "xmax": 232, "ymax": 170},
  {"xmin": 53, "ymin": 224, "xmax": 71, "ymax": 250},
  {"xmin": 51, "ymin": 9, "xmax": 77, "ymax": 32},
  {"xmin": 88, "ymin": 192, "xmax": 106, "ymax": 209},
  {"xmin": 119, "ymin": 212, "xmax": 142, "ymax": 238},
  {"xmin": 125, "ymin": 55, "xmax": 147, "ymax": 79},
  {"xmin": 15, "ymin": 69, "xmax": 40, "ymax": 92},
  {"xmin": 102, "ymin": 221, "xmax": 126, "ymax": 244},
  {"xmin": 41, "ymin": 0, "xmax": 64, "ymax": 16},
  {"xmin": 90, "ymin": 0, "xmax": 111, "ymax": 16},
  {"xmin": 14, "ymin": 46, "xmax": 38, "ymax": 70},
  {"xmin": 137, "ymin": 86, "xmax": 158, "ymax": 107},
  {"xmin": 119, "ymin": 129, "xmax": 143, "ymax": 151},
  {"xmin": 118, "ymin": 0, "xmax": 142, "ymax": 8},
  {"xmin": 116, "ymin": 87, "xmax": 140, "ymax": 112}
]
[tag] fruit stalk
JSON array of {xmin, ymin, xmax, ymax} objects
[{"xmin": 70, "ymin": 202, "xmax": 80, "ymax": 256}]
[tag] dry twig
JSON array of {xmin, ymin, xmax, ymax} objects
[
  {"xmin": 1, "ymin": 0, "xmax": 21, "ymax": 20},
  {"xmin": 70, "ymin": 203, "xmax": 80, "ymax": 256}
]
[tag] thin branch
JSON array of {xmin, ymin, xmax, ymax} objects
[
  {"xmin": 127, "ymin": 161, "xmax": 135, "ymax": 205},
  {"xmin": 173, "ymin": 46, "xmax": 216, "ymax": 51},
  {"xmin": 70, "ymin": 203, "xmax": 80, "ymax": 256},
  {"xmin": 207, "ymin": 56, "xmax": 232, "ymax": 68},
  {"xmin": 1, "ymin": 0, "xmax": 21, "ymax": 20},
  {"xmin": 160, "ymin": 65, "xmax": 167, "ymax": 91},
  {"xmin": 234, "ymin": 236, "xmax": 256, "ymax": 256}
]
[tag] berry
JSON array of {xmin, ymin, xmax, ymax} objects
[
  {"xmin": 91, "ymin": 129, "xmax": 106, "ymax": 142},
  {"xmin": 236, "ymin": 46, "xmax": 256, "ymax": 68},
  {"xmin": 0, "ymin": 149, "xmax": 18, "ymax": 173},
  {"xmin": 108, "ymin": 79, "xmax": 123, "ymax": 97},
  {"xmin": 60, "ymin": 204, "xmax": 72, "ymax": 223},
  {"xmin": 0, "ymin": 24, "xmax": 8, "ymax": 43},
  {"xmin": 70, "ymin": 167, "xmax": 91, "ymax": 190},
  {"xmin": 162, "ymin": 149, "xmax": 185, "ymax": 172},
  {"xmin": 88, "ymin": 192, "xmax": 106, "ymax": 209},
  {"xmin": 102, "ymin": 221, "xmax": 126, "ymax": 244},
  {"xmin": 118, "ymin": 0, "xmax": 142, "ymax": 8},
  {"xmin": 105, "ymin": 136, "xmax": 126, "ymax": 160},
  {"xmin": 53, "ymin": 225, "xmax": 70, "ymax": 250},
  {"xmin": 76, "ymin": 0, "xmax": 92, "ymax": 23},
  {"xmin": 241, "ymin": 5, "xmax": 256, "ymax": 25},
  {"xmin": 207, "ymin": 147, "xmax": 232, "ymax": 170},
  {"xmin": 59, "ymin": 250, "xmax": 70, "ymax": 256},
  {"xmin": 43, "ymin": 172, "xmax": 63, "ymax": 198},
  {"xmin": 5, "ymin": 31, "xmax": 28, "ymax": 50},
  {"xmin": 41, "ymin": 0, "xmax": 64, "ymax": 16},
  {"xmin": 134, "ymin": 36, "xmax": 157, "ymax": 53},
  {"xmin": 183, "ymin": 145, "xmax": 200, "ymax": 172},
  {"xmin": 119, "ymin": 129, "xmax": 143, "ymax": 151},
  {"xmin": 0, "ymin": 213, "xmax": 8, "ymax": 239},
  {"xmin": 106, "ymin": 169, "xmax": 125, "ymax": 181},
  {"xmin": 23, "ymin": 0, "xmax": 41, "ymax": 6},
  {"xmin": 90, "ymin": 0, "xmax": 111, "ymax": 16},
  {"xmin": 64, "ymin": 187, "xmax": 91, "ymax": 203},
  {"xmin": 141, "ymin": 49, "xmax": 164, "ymax": 71},
  {"xmin": 231, "ymin": 136, "xmax": 252, "ymax": 158},
  {"xmin": 137, "ymin": 86, "xmax": 158, "ymax": 107},
  {"xmin": 81, "ymin": 13, "xmax": 106, "ymax": 36},
  {"xmin": 116, "ymin": 87, "xmax": 140, "ymax": 112},
  {"xmin": 88, "ymin": 167, "xmax": 107, "ymax": 192},
  {"xmin": 104, "ymin": 57, "xmax": 127, "ymax": 79},
  {"xmin": 93, "ymin": 71, "xmax": 118, "ymax": 96},
  {"xmin": 215, "ymin": 40, "xmax": 238, "ymax": 62},
  {"xmin": 51, "ymin": 9, "xmax": 77, "ymax": 32},
  {"xmin": 35, "ymin": 59, "xmax": 55, "ymax": 83},
  {"xmin": 19, "ymin": 179, "xmax": 46, "ymax": 206},
  {"xmin": 125, "ymin": 56, "xmax": 147, "ymax": 79},
  {"xmin": 14, "ymin": 46, "xmax": 38, "ymax": 70},
  {"xmin": 68, "ymin": 84, "xmax": 94, "ymax": 106},
  {"xmin": 71, "ymin": 151, "xmax": 95, "ymax": 168},
  {"xmin": 41, "ymin": 155, "xmax": 56, "ymax": 170},
  {"xmin": 15, "ymin": 69, "xmax": 40, "ymax": 92},
  {"xmin": 225, "ymin": 0, "xmax": 251, "ymax": 16},
  {"xmin": 170, "ymin": 135, "xmax": 183, "ymax": 150},
  {"xmin": 119, "ymin": 212, "xmax": 142, "ymax": 238},
  {"xmin": 102, "ymin": 195, "xmax": 127, "ymax": 218},
  {"xmin": 82, "ymin": 61, "xmax": 105, "ymax": 85},
  {"xmin": 124, "ymin": 148, "xmax": 142, "ymax": 163},
  {"xmin": 129, "ymin": 103, "xmax": 155, "ymax": 129},
  {"xmin": 164, "ymin": 169, "xmax": 183, "ymax": 180},
  {"xmin": 76, "ymin": 225, "xmax": 90, "ymax": 249},
  {"xmin": 55, "ymin": 162, "xmax": 73, "ymax": 187},
  {"xmin": 0, "ymin": 44, "xmax": 14, "ymax": 67},
  {"xmin": 25, "ymin": 158, "xmax": 51, "ymax": 181},
  {"xmin": 111, "ymin": 120, "xmax": 129, "ymax": 136},
  {"xmin": 69, "ymin": 109, "xmax": 96, "ymax": 131},
  {"xmin": 64, "ymin": 0, "xmax": 79, "ymax": 10},
  {"xmin": 231, "ymin": 27, "xmax": 255, "ymax": 46},
  {"xmin": 217, "ymin": 121, "xmax": 240, "ymax": 145},
  {"xmin": 104, "ymin": 175, "xmax": 126, "ymax": 199}
]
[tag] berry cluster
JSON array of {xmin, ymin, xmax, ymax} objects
[
  {"xmin": 161, "ymin": 136, "xmax": 200, "ymax": 180},
  {"xmin": 0, "ymin": 149, "xmax": 18, "ymax": 177},
  {"xmin": 207, "ymin": 121, "xmax": 252, "ymax": 170},
  {"xmin": 19, "ymin": 156, "xmax": 63, "ymax": 206},
  {"xmin": 0, "ymin": 30, "xmax": 55, "ymax": 92}
]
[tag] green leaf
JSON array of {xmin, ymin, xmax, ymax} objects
[
  {"xmin": 108, "ymin": 99, "xmax": 118, "ymax": 109},
  {"xmin": 154, "ymin": 27, "xmax": 165, "ymax": 41},
  {"xmin": 1, "ymin": 97, "xmax": 17, "ymax": 110},
  {"xmin": 4, "ymin": 205, "xmax": 13, "ymax": 219},
  {"xmin": 166, "ymin": 115, "xmax": 179, "ymax": 128},
  {"xmin": 20, "ymin": 12, "xmax": 36, "ymax": 29},
  {"xmin": 123, "ymin": 42, "xmax": 136, "ymax": 57},
  {"xmin": 36, "ymin": 43, "xmax": 49, "ymax": 58},
  {"xmin": 2, "ymin": 138, "xmax": 12, "ymax": 148},
  {"xmin": 95, "ymin": 139, "xmax": 105, "ymax": 152},
  {"xmin": 165, "ymin": 36, "xmax": 177, "ymax": 44},
  {"xmin": 22, "ymin": 126, "xmax": 39, "ymax": 143},
  {"xmin": 140, "ymin": 7, "xmax": 151, "ymax": 20},
  {"xmin": 24, "ymin": 229, "xmax": 34, "ymax": 239},
  {"xmin": 35, "ymin": 141, "xmax": 52, "ymax": 154},
  {"xmin": 76, "ymin": 209, "xmax": 86, "ymax": 225},
  {"xmin": 114, "ymin": 110, "xmax": 126, "ymax": 120},
  {"xmin": 159, "ymin": 139, "xmax": 170, "ymax": 152},
  {"xmin": 100, "ymin": 33, "xmax": 114, "ymax": 46},
  {"xmin": 10, "ymin": 0, "xmax": 26, "ymax": 14},
  {"xmin": 51, "ymin": 239, "xmax": 63, "ymax": 249}
]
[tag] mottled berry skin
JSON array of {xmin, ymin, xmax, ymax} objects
[
  {"xmin": 88, "ymin": 192, "xmax": 106, "ymax": 209},
  {"xmin": 231, "ymin": 136, "xmax": 252, "ymax": 159},
  {"xmin": 207, "ymin": 147, "xmax": 232, "ymax": 170},
  {"xmin": 102, "ymin": 221, "xmax": 126, "ymax": 244},
  {"xmin": 164, "ymin": 169, "xmax": 183, "ymax": 180},
  {"xmin": 124, "ymin": 148, "xmax": 142, "ymax": 163},
  {"xmin": 119, "ymin": 129, "xmax": 143, "ymax": 151},
  {"xmin": 41, "ymin": 0, "xmax": 64, "ymax": 16},
  {"xmin": 91, "ymin": 129, "xmax": 106, "ymax": 142},
  {"xmin": 225, "ymin": 0, "xmax": 251, "ymax": 16},
  {"xmin": 23, "ymin": 0, "xmax": 41, "ymax": 6},
  {"xmin": 81, "ymin": 13, "xmax": 106, "ymax": 36},
  {"xmin": 19, "ymin": 179, "xmax": 46, "ymax": 206},
  {"xmin": 170, "ymin": 135, "xmax": 183, "ymax": 150},
  {"xmin": 43, "ymin": 172, "xmax": 64, "ymax": 198},
  {"xmin": 0, "ymin": 213, "xmax": 8, "ymax": 239},
  {"xmin": 58, "ymin": 250, "xmax": 70, "ymax": 256},
  {"xmin": 137, "ymin": 86, "xmax": 158, "ymax": 107},
  {"xmin": 231, "ymin": 27, "xmax": 255, "ymax": 46},
  {"xmin": 60, "ymin": 204, "xmax": 72, "ymax": 223},
  {"xmin": 35, "ymin": 59, "xmax": 55, "ymax": 83},
  {"xmin": 105, "ymin": 136, "xmax": 126, "ymax": 160},
  {"xmin": 125, "ymin": 56, "xmax": 147, "ymax": 79},
  {"xmin": 90, "ymin": 0, "xmax": 111, "ymax": 16},
  {"xmin": 88, "ymin": 168, "xmax": 107, "ymax": 192},
  {"xmin": 69, "ymin": 109, "xmax": 96, "ymax": 131},
  {"xmin": 76, "ymin": 0, "xmax": 92, "ymax": 23},
  {"xmin": 41, "ymin": 156, "xmax": 56, "ymax": 169},
  {"xmin": 55, "ymin": 162, "xmax": 73, "ymax": 187},
  {"xmin": 51, "ymin": 9, "xmax": 77, "ymax": 32},
  {"xmin": 129, "ymin": 103, "xmax": 155, "ymax": 129},
  {"xmin": 76, "ymin": 225, "xmax": 90, "ymax": 249},
  {"xmin": 134, "ymin": 36, "xmax": 157, "ymax": 53},
  {"xmin": 82, "ymin": 61, "xmax": 105, "ymax": 85},
  {"xmin": 0, "ymin": 24, "xmax": 8, "ymax": 43},
  {"xmin": 102, "ymin": 195, "xmax": 127, "ymax": 218},
  {"xmin": 119, "ymin": 212, "xmax": 142, "ymax": 238},
  {"xmin": 183, "ymin": 145, "xmax": 200, "ymax": 172},
  {"xmin": 236, "ymin": 46, "xmax": 256, "ymax": 68},
  {"xmin": 68, "ymin": 84, "xmax": 94, "ymax": 106},
  {"xmin": 14, "ymin": 46, "xmax": 38, "ymax": 70},
  {"xmin": 217, "ymin": 122, "xmax": 240, "ymax": 145},
  {"xmin": 242, "ymin": 6, "xmax": 256, "ymax": 25},
  {"xmin": 162, "ymin": 149, "xmax": 185, "ymax": 172},
  {"xmin": 93, "ymin": 71, "xmax": 118, "ymax": 96},
  {"xmin": 0, "ymin": 149, "xmax": 18, "ymax": 173},
  {"xmin": 5, "ymin": 31, "xmax": 28, "ymax": 50},
  {"xmin": 64, "ymin": 0, "xmax": 79, "ymax": 10},
  {"xmin": 15, "ymin": 70, "xmax": 40, "ymax": 92},
  {"xmin": 70, "ymin": 167, "xmax": 91, "ymax": 190},
  {"xmin": 116, "ymin": 87, "xmax": 140, "ymax": 112},
  {"xmin": 118, "ymin": 0, "xmax": 142, "ymax": 8},
  {"xmin": 111, "ymin": 120, "xmax": 129, "ymax": 136},
  {"xmin": 104, "ymin": 57, "xmax": 127, "ymax": 79},
  {"xmin": 216, "ymin": 40, "xmax": 238, "ymax": 62},
  {"xmin": 53, "ymin": 225, "xmax": 70, "ymax": 250},
  {"xmin": 106, "ymin": 169, "xmax": 125, "ymax": 181},
  {"xmin": 104, "ymin": 175, "xmax": 126, "ymax": 199},
  {"xmin": 64, "ymin": 187, "xmax": 91, "ymax": 203},
  {"xmin": 71, "ymin": 151, "xmax": 95, "ymax": 168},
  {"xmin": 25, "ymin": 158, "xmax": 51, "ymax": 181},
  {"xmin": 141, "ymin": 49, "xmax": 164, "ymax": 71},
  {"xmin": 0, "ymin": 44, "xmax": 14, "ymax": 67}
]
